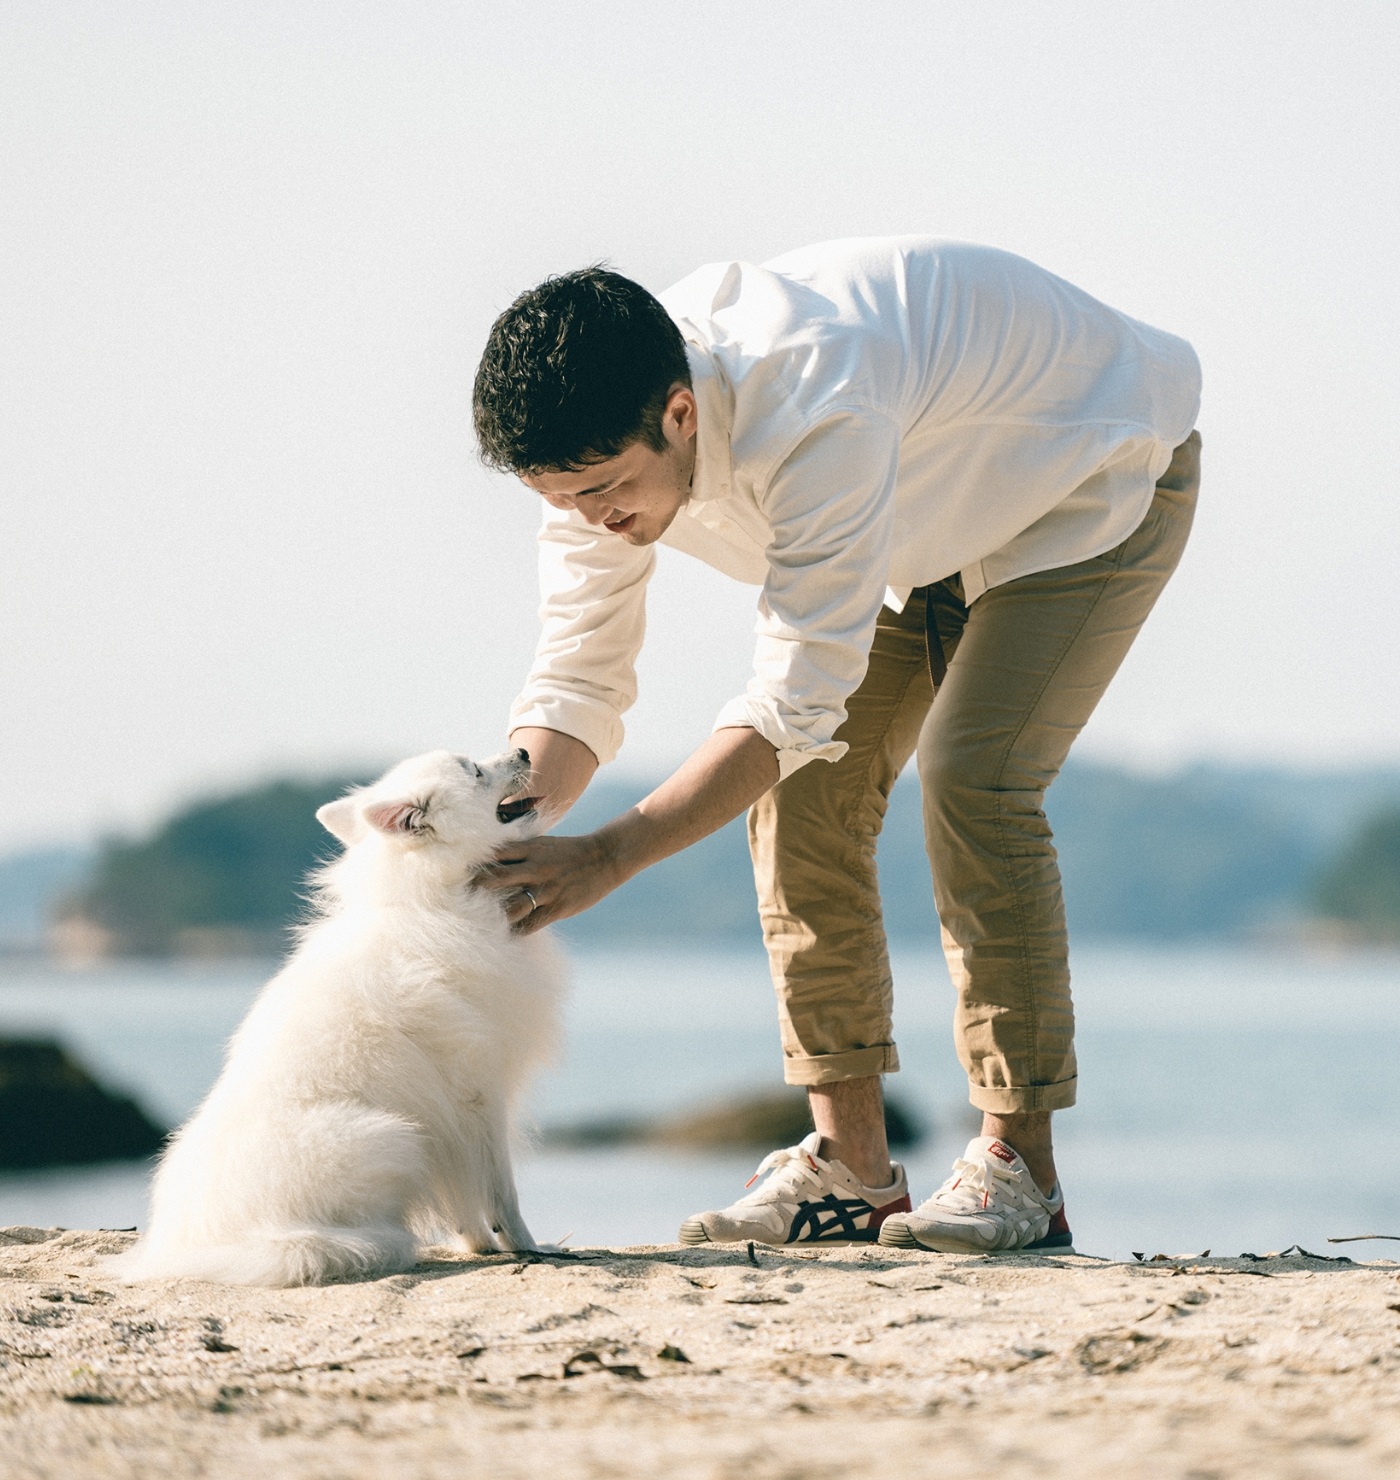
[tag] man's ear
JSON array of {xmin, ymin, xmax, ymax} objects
[
  {"xmin": 663, "ymin": 384, "xmax": 699, "ymax": 445},
  {"xmin": 362, "ymin": 798, "xmax": 426, "ymax": 836},
  {"xmin": 316, "ymin": 796, "xmax": 364, "ymax": 846}
]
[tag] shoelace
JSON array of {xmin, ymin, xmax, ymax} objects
[
  {"xmin": 737, "ymin": 1144, "xmax": 826, "ymax": 1204},
  {"xmin": 933, "ymin": 1155, "xmax": 1026, "ymax": 1213}
]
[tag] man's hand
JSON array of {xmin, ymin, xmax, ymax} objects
[
  {"xmin": 482, "ymin": 831, "xmax": 624, "ymax": 932},
  {"xmin": 480, "ymin": 726, "xmax": 780, "ymax": 935}
]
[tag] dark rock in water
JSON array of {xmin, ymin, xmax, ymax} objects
[
  {"xmin": 545, "ymin": 1087, "xmax": 924, "ymax": 1153},
  {"xmin": 0, "ymin": 1038, "xmax": 166, "ymax": 1170},
  {"xmin": 653, "ymin": 1090, "xmax": 818, "ymax": 1151},
  {"xmin": 878, "ymin": 1095, "xmax": 924, "ymax": 1149}
]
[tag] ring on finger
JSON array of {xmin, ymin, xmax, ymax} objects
[{"xmin": 520, "ymin": 888, "xmax": 538, "ymax": 913}]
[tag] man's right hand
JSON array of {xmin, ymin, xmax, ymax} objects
[{"xmin": 506, "ymin": 726, "xmax": 599, "ymax": 826}]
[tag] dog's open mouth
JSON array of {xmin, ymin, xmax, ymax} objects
[{"xmin": 496, "ymin": 796, "xmax": 539, "ymax": 824}]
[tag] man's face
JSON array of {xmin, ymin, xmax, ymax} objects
[{"xmin": 521, "ymin": 387, "xmax": 698, "ymax": 547}]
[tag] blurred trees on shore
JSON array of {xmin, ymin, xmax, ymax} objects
[
  {"xmin": 1311, "ymin": 809, "xmax": 1400, "ymax": 944},
  {"xmin": 51, "ymin": 776, "xmax": 367, "ymax": 959}
]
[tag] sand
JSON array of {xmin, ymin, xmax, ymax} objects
[{"xmin": 2, "ymin": 1226, "xmax": 1398, "ymax": 1478}]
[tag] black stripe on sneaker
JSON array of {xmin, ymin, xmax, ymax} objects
[{"xmin": 788, "ymin": 1193, "xmax": 878, "ymax": 1244}]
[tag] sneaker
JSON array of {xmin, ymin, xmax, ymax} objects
[
  {"xmin": 877, "ymin": 1136, "xmax": 1073, "ymax": 1254},
  {"xmin": 678, "ymin": 1130, "xmax": 911, "ymax": 1247}
]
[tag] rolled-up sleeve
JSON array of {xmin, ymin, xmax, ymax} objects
[
  {"xmin": 712, "ymin": 408, "xmax": 900, "ymax": 779},
  {"xmin": 508, "ymin": 505, "xmax": 655, "ymax": 764}
]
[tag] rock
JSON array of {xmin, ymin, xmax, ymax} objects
[
  {"xmin": 544, "ymin": 1086, "xmax": 924, "ymax": 1152},
  {"xmin": 0, "ymin": 1037, "xmax": 166, "ymax": 1170}
]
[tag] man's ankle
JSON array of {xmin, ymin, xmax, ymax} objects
[
  {"xmin": 805, "ymin": 1077, "xmax": 893, "ymax": 1189},
  {"xmin": 980, "ymin": 1110, "xmax": 1057, "ymax": 1198},
  {"xmin": 817, "ymin": 1138, "xmax": 894, "ymax": 1190},
  {"xmin": 808, "ymin": 1076, "xmax": 895, "ymax": 1190}
]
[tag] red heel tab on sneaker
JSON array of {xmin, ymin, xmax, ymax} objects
[{"xmin": 867, "ymin": 1195, "xmax": 913, "ymax": 1232}]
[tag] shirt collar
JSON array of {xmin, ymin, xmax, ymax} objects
[{"xmin": 683, "ymin": 342, "xmax": 734, "ymax": 505}]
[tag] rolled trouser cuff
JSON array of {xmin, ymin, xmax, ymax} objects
[
  {"xmin": 967, "ymin": 1075, "xmax": 1078, "ymax": 1114},
  {"xmin": 782, "ymin": 1043, "xmax": 900, "ymax": 1086}
]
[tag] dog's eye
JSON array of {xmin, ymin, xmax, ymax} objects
[{"xmin": 458, "ymin": 758, "xmax": 484, "ymax": 780}]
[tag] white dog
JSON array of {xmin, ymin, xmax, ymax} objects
[{"xmin": 111, "ymin": 748, "xmax": 564, "ymax": 1287}]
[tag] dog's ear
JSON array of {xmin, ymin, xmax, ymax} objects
[
  {"xmin": 362, "ymin": 798, "xmax": 427, "ymax": 836},
  {"xmin": 316, "ymin": 796, "xmax": 365, "ymax": 846}
]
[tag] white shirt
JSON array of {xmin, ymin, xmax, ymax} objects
[{"xmin": 509, "ymin": 237, "xmax": 1201, "ymax": 779}]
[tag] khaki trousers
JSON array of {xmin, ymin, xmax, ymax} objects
[{"xmin": 748, "ymin": 432, "xmax": 1201, "ymax": 1113}]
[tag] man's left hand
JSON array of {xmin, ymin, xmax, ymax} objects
[{"xmin": 479, "ymin": 831, "xmax": 621, "ymax": 935}]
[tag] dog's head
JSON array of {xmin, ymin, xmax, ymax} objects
[{"xmin": 316, "ymin": 749, "xmax": 541, "ymax": 865}]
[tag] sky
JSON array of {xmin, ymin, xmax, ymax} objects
[{"xmin": 2, "ymin": 0, "xmax": 1398, "ymax": 853}]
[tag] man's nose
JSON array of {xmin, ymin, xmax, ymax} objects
[{"xmin": 576, "ymin": 499, "xmax": 614, "ymax": 526}]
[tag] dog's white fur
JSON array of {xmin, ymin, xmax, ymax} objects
[{"xmin": 110, "ymin": 749, "xmax": 564, "ymax": 1287}]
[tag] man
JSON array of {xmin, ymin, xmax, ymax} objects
[{"xmin": 475, "ymin": 237, "xmax": 1201, "ymax": 1253}]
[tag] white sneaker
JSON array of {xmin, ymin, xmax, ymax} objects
[
  {"xmin": 878, "ymin": 1136, "xmax": 1073, "ymax": 1254},
  {"xmin": 679, "ymin": 1130, "xmax": 911, "ymax": 1247}
]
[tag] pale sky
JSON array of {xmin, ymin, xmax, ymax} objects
[{"xmin": 2, "ymin": 0, "xmax": 1398, "ymax": 853}]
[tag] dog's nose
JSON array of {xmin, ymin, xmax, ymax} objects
[{"xmin": 514, "ymin": 747, "xmax": 530, "ymax": 765}]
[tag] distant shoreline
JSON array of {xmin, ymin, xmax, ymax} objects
[{"xmin": 6, "ymin": 927, "xmax": 1399, "ymax": 970}]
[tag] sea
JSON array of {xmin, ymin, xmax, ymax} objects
[{"xmin": 2, "ymin": 943, "xmax": 1398, "ymax": 1264}]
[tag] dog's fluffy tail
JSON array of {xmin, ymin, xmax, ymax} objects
[
  {"xmin": 108, "ymin": 1101, "xmax": 428, "ymax": 1287},
  {"xmin": 108, "ymin": 1224, "xmax": 417, "ymax": 1287}
]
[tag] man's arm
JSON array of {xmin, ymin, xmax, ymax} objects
[
  {"xmin": 710, "ymin": 409, "xmax": 900, "ymax": 776},
  {"xmin": 495, "ymin": 414, "xmax": 896, "ymax": 931},
  {"xmin": 508, "ymin": 725, "xmax": 599, "ymax": 823},
  {"xmin": 602, "ymin": 725, "xmax": 779, "ymax": 878},
  {"xmin": 481, "ymin": 726, "xmax": 778, "ymax": 933},
  {"xmin": 508, "ymin": 505, "xmax": 655, "ymax": 772}
]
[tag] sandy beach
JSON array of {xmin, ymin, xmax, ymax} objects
[{"xmin": 0, "ymin": 1227, "xmax": 1397, "ymax": 1478}]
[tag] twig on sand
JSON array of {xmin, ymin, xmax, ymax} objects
[{"xmin": 1328, "ymin": 1234, "xmax": 1400, "ymax": 1244}]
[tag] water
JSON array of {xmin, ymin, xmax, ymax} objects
[{"xmin": 1, "ymin": 944, "xmax": 1398, "ymax": 1262}]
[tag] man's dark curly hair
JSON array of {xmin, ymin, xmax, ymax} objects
[{"xmin": 472, "ymin": 266, "xmax": 692, "ymax": 475}]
